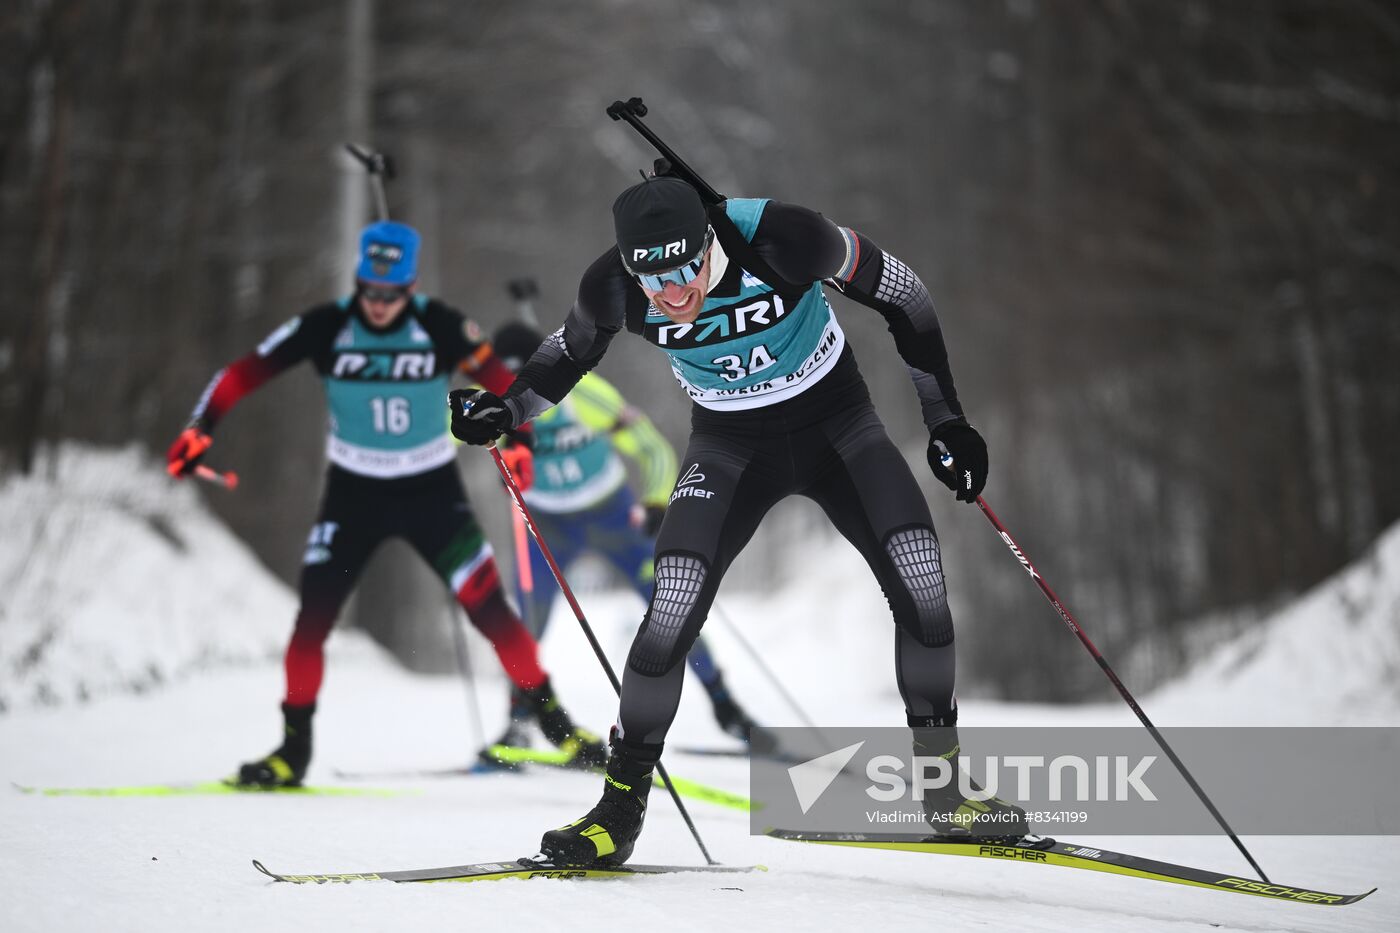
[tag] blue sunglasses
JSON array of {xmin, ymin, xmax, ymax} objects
[{"xmin": 630, "ymin": 228, "xmax": 714, "ymax": 292}]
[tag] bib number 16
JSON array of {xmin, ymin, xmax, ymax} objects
[{"xmin": 371, "ymin": 396, "xmax": 411, "ymax": 434}]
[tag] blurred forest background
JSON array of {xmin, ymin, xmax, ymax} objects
[{"xmin": 3, "ymin": 0, "xmax": 1397, "ymax": 702}]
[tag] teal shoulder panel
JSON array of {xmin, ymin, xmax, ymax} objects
[{"xmin": 723, "ymin": 198, "xmax": 770, "ymax": 242}]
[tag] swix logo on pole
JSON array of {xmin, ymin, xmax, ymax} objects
[
  {"xmin": 999, "ymin": 531, "xmax": 1039, "ymax": 579},
  {"xmin": 634, "ymin": 239, "xmax": 687, "ymax": 264}
]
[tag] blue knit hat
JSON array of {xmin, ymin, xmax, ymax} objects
[{"xmin": 356, "ymin": 221, "xmax": 420, "ymax": 286}]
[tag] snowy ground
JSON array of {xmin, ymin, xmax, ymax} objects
[{"xmin": 2, "ymin": 447, "xmax": 1397, "ymax": 932}]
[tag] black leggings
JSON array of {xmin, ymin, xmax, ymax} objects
[
  {"xmin": 284, "ymin": 465, "xmax": 545, "ymax": 706},
  {"xmin": 617, "ymin": 391, "xmax": 957, "ymax": 749}
]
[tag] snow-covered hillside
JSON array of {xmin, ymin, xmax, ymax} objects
[
  {"xmin": 1, "ymin": 446, "xmax": 1395, "ymax": 933},
  {"xmin": 0, "ymin": 445, "xmax": 306, "ymax": 713},
  {"xmin": 1145, "ymin": 521, "xmax": 1400, "ymax": 725}
]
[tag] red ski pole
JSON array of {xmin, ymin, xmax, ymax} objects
[
  {"xmin": 193, "ymin": 465, "xmax": 239, "ymax": 489},
  {"xmin": 950, "ymin": 452, "xmax": 1271, "ymax": 882},
  {"xmin": 512, "ymin": 507, "xmax": 535, "ymax": 626}
]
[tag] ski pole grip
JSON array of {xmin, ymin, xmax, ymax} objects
[{"xmin": 194, "ymin": 465, "xmax": 239, "ymax": 490}]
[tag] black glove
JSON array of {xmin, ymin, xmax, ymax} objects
[
  {"xmin": 642, "ymin": 504, "xmax": 666, "ymax": 538},
  {"xmin": 927, "ymin": 421, "xmax": 988, "ymax": 503},
  {"xmin": 449, "ymin": 388, "xmax": 513, "ymax": 446}
]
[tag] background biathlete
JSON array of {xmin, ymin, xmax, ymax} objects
[{"xmin": 167, "ymin": 220, "xmax": 604, "ymax": 786}]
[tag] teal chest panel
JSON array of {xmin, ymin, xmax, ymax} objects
[
  {"xmin": 640, "ymin": 199, "xmax": 846, "ymax": 410},
  {"xmin": 323, "ymin": 313, "xmax": 448, "ymax": 450},
  {"xmin": 532, "ymin": 399, "xmax": 617, "ymax": 497}
]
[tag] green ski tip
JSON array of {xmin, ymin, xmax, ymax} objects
[{"xmin": 13, "ymin": 780, "xmax": 412, "ymax": 798}]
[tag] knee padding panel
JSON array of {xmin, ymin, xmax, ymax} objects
[
  {"xmin": 629, "ymin": 553, "xmax": 708, "ymax": 675},
  {"xmin": 885, "ymin": 526, "xmax": 954, "ymax": 647}
]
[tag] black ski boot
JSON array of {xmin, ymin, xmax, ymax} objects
[
  {"xmin": 912, "ymin": 714, "xmax": 1028, "ymax": 840},
  {"xmin": 497, "ymin": 688, "xmax": 535, "ymax": 748},
  {"xmin": 539, "ymin": 740, "xmax": 656, "ymax": 866},
  {"xmin": 711, "ymin": 694, "xmax": 757, "ymax": 743},
  {"xmin": 524, "ymin": 679, "xmax": 608, "ymax": 769},
  {"xmin": 478, "ymin": 688, "xmax": 533, "ymax": 769},
  {"xmin": 236, "ymin": 702, "xmax": 314, "ymax": 788}
]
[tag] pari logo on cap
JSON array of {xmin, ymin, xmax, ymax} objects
[
  {"xmin": 356, "ymin": 220, "xmax": 420, "ymax": 286},
  {"xmin": 633, "ymin": 239, "xmax": 688, "ymax": 265},
  {"xmin": 365, "ymin": 243, "xmax": 404, "ymax": 267}
]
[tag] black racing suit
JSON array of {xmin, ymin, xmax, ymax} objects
[{"xmin": 502, "ymin": 199, "xmax": 970, "ymax": 758}]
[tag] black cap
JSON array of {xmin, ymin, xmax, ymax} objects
[
  {"xmin": 613, "ymin": 177, "xmax": 708, "ymax": 275},
  {"xmin": 492, "ymin": 322, "xmax": 545, "ymax": 371}
]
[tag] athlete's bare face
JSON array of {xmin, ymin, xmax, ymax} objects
[
  {"xmin": 639, "ymin": 249, "xmax": 713, "ymax": 324},
  {"xmin": 358, "ymin": 284, "xmax": 413, "ymax": 328}
]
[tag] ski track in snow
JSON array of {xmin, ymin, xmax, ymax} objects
[
  {"xmin": 4, "ymin": 654, "xmax": 1394, "ymax": 933},
  {"xmin": 2, "ymin": 446, "xmax": 1397, "ymax": 932}
]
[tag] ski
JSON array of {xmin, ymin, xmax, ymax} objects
[
  {"xmin": 766, "ymin": 829, "xmax": 1376, "ymax": 907},
  {"xmin": 674, "ymin": 745, "xmax": 808, "ymax": 765},
  {"xmin": 481, "ymin": 744, "xmax": 752, "ymax": 812},
  {"xmin": 252, "ymin": 856, "xmax": 762, "ymax": 885},
  {"xmin": 332, "ymin": 760, "xmax": 512, "ymax": 781},
  {"xmin": 675, "ymin": 746, "xmax": 752, "ymax": 759},
  {"xmin": 12, "ymin": 780, "xmax": 409, "ymax": 798}
]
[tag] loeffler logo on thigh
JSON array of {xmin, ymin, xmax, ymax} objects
[{"xmin": 669, "ymin": 463, "xmax": 715, "ymax": 503}]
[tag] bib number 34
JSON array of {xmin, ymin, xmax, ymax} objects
[{"xmin": 713, "ymin": 344, "xmax": 777, "ymax": 382}]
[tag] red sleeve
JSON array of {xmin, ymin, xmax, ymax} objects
[
  {"xmin": 460, "ymin": 344, "xmax": 517, "ymax": 396},
  {"xmin": 190, "ymin": 354, "xmax": 284, "ymax": 431},
  {"xmin": 189, "ymin": 313, "xmax": 318, "ymax": 430}
]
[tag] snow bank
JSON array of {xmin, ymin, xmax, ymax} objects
[
  {"xmin": 4, "ymin": 441, "xmax": 1396, "ymax": 729},
  {"xmin": 0, "ymin": 444, "xmax": 297, "ymax": 713},
  {"xmin": 1146, "ymin": 520, "xmax": 1400, "ymax": 725}
]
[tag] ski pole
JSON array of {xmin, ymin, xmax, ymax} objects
[
  {"xmin": 502, "ymin": 278, "xmax": 542, "ymax": 631},
  {"xmin": 488, "ymin": 440, "xmax": 719, "ymax": 865},
  {"xmin": 708, "ymin": 601, "xmax": 820, "ymax": 731},
  {"xmin": 345, "ymin": 143, "xmax": 395, "ymax": 221},
  {"xmin": 193, "ymin": 465, "xmax": 238, "ymax": 490},
  {"xmin": 606, "ymin": 98, "xmax": 725, "ymax": 205},
  {"xmin": 448, "ymin": 611, "xmax": 488, "ymax": 752},
  {"xmin": 507, "ymin": 278, "xmax": 541, "ymax": 328},
  {"xmin": 947, "ymin": 456, "xmax": 1273, "ymax": 883},
  {"xmin": 512, "ymin": 507, "xmax": 536, "ymax": 633}
]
